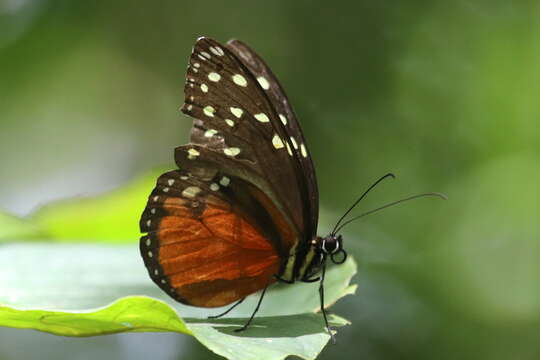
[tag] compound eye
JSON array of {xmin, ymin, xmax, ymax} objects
[{"xmin": 330, "ymin": 249, "xmax": 347, "ymax": 264}]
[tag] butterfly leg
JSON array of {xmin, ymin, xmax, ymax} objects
[
  {"xmin": 274, "ymin": 274, "xmax": 294, "ymax": 284},
  {"xmin": 318, "ymin": 260, "xmax": 336, "ymax": 344},
  {"xmin": 234, "ymin": 284, "xmax": 269, "ymax": 332},
  {"xmin": 208, "ymin": 297, "xmax": 246, "ymax": 319},
  {"xmin": 301, "ymin": 275, "xmax": 321, "ymax": 283}
]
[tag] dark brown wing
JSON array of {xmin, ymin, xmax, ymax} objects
[
  {"xmin": 180, "ymin": 37, "xmax": 317, "ymax": 254},
  {"xmin": 226, "ymin": 39, "xmax": 319, "ymax": 240}
]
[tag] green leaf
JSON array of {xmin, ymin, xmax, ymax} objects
[
  {"xmin": 0, "ymin": 212, "xmax": 42, "ymax": 241},
  {"xmin": 0, "ymin": 296, "xmax": 191, "ymax": 336},
  {"xmin": 187, "ymin": 314, "xmax": 349, "ymax": 360},
  {"xmin": 3, "ymin": 170, "xmax": 165, "ymax": 243},
  {"xmin": 0, "ymin": 243, "xmax": 356, "ymax": 360}
]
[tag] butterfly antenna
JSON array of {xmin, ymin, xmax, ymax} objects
[
  {"xmin": 331, "ymin": 173, "xmax": 396, "ymax": 235},
  {"xmin": 334, "ymin": 192, "xmax": 447, "ymax": 234}
]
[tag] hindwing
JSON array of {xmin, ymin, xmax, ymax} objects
[{"xmin": 139, "ymin": 165, "xmax": 296, "ymax": 307}]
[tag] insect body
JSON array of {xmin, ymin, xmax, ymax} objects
[{"xmin": 139, "ymin": 37, "xmax": 446, "ymax": 340}]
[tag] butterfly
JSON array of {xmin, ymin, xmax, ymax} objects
[{"xmin": 139, "ymin": 37, "xmax": 443, "ymax": 341}]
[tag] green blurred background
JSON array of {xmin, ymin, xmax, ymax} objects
[{"xmin": 1, "ymin": 0, "xmax": 539, "ymax": 359}]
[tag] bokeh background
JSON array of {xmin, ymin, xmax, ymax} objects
[{"xmin": 1, "ymin": 0, "xmax": 539, "ymax": 359}]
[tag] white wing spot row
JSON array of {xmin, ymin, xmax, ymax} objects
[{"xmin": 209, "ymin": 46, "xmax": 224, "ymax": 56}]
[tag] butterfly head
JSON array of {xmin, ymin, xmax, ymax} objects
[
  {"xmin": 301, "ymin": 235, "xmax": 347, "ymax": 281},
  {"xmin": 317, "ymin": 234, "xmax": 348, "ymax": 265}
]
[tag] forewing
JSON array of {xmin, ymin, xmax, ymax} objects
[
  {"xmin": 226, "ymin": 39, "xmax": 319, "ymax": 238},
  {"xmin": 180, "ymin": 37, "xmax": 315, "ymax": 244}
]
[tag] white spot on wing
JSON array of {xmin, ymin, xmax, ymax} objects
[
  {"xmin": 163, "ymin": 187, "xmax": 170, "ymax": 192},
  {"xmin": 168, "ymin": 179, "xmax": 175, "ymax": 186},
  {"xmin": 193, "ymin": 62, "xmax": 200, "ymax": 68},
  {"xmin": 201, "ymin": 83, "xmax": 209, "ymax": 93},
  {"xmin": 153, "ymin": 196, "xmax": 159, "ymax": 202},
  {"xmin": 203, "ymin": 106, "xmax": 215, "ymax": 117},
  {"xmin": 232, "ymin": 74, "xmax": 248, "ymax": 87},
  {"xmin": 224, "ymin": 147, "xmax": 241, "ymax": 157},
  {"xmin": 230, "ymin": 107, "xmax": 243, "ymax": 118},
  {"xmin": 210, "ymin": 46, "xmax": 224, "ymax": 56},
  {"xmin": 279, "ymin": 114, "xmax": 287, "ymax": 125},
  {"xmin": 272, "ymin": 134, "xmax": 285, "ymax": 149},
  {"xmin": 225, "ymin": 119, "xmax": 235, "ymax": 127},
  {"xmin": 182, "ymin": 186, "xmax": 201, "ymax": 199},
  {"xmin": 254, "ymin": 113, "xmax": 270, "ymax": 123},
  {"xmin": 286, "ymin": 142, "xmax": 293, "ymax": 156},
  {"xmin": 146, "ymin": 220, "xmax": 151, "ymax": 227},
  {"xmin": 204, "ymin": 129, "xmax": 218, "ymax": 138},
  {"xmin": 145, "ymin": 238, "xmax": 151, "ymax": 246},
  {"xmin": 210, "ymin": 183, "xmax": 219, "ymax": 191},
  {"xmin": 301, "ymin": 143, "xmax": 308, "ymax": 158},
  {"xmin": 220, "ymin": 176, "xmax": 230, "ymax": 186},
  {"xmin": 201, "ymin": 51, "xmax": 211, "ymax": 59},
  {"xmin": 187, "ymin": 148, "xmax": 200, "ymax": 159},
  {"xmin": 290, "ymin": 136, "xmax": 298, "ymax": 150},
  {"xmin": 208, "ymin": 72, "xmax": 221, "ymax": 82},
  {"xmin": 257, "ymin": 76, "xmax": 270, "ymax": 90}
]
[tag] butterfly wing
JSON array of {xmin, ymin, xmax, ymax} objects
[
  {"xmin": 225, "ymin": 39, "xmax": 319, "ymax": 238},
  {"xmin": 140, "ymin": 167, "xmax": 295, "ymax": 307},
  {"xmin": 181, "ymin": 37, "xmax": 318, "ymax": 256},
  {"xmin": 140, "ymin": 37, "xmax": 319, "ymax": 306}
]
